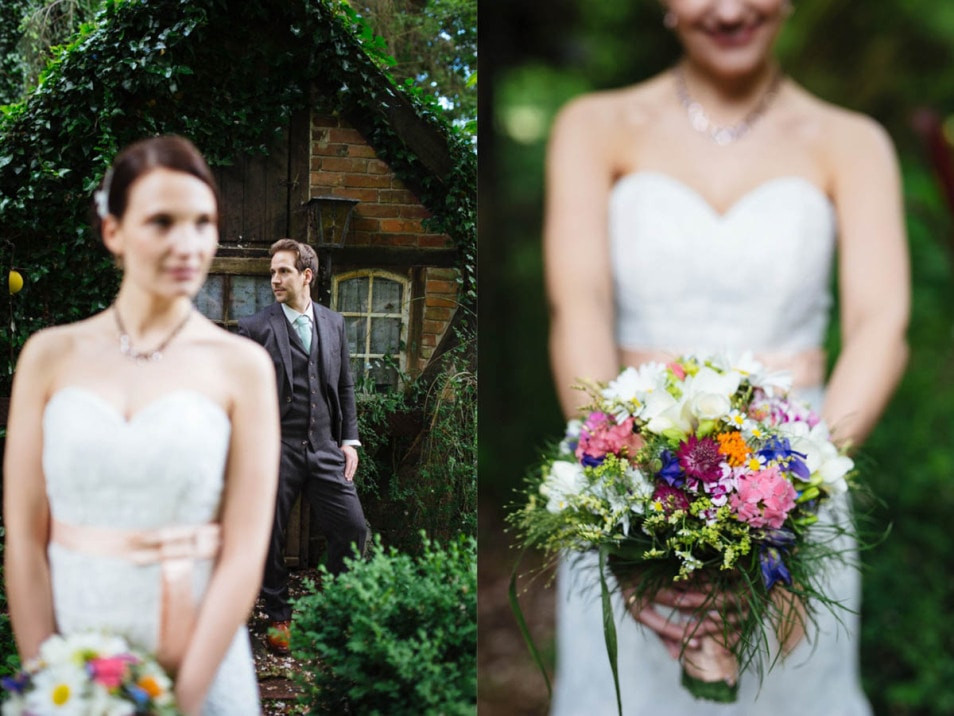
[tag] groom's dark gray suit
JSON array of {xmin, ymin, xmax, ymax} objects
[{"xmin": 238, "ymin": 301, "xmax": 366, "ymax": 622}]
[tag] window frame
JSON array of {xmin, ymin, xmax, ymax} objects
[{"xmin": 332, "ymin": 269, "xmax": 411, "ymax": 389}]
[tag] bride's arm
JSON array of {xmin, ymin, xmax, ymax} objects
[
  {"xmin": 544, "ymin": 99, "xmax": 717, "ymax": 653},
  {"xmin": 544, "ymin": 97, "xmax": 620, "ymax": 417},
  {"xmin": 173, "ymin": 340, "xmax": 280, "ymax": 714},
  {"xmin": 3, "ymin": 332, "xmax": 59, "ymax": 659},
  {"xmin": 823, "ymin": 115, "xmax": 910, "ymax": 447}
]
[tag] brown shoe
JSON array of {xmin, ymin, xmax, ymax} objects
[{"xmin": 266, "ymin": 620, "xmax": 291, "ymax": 655}]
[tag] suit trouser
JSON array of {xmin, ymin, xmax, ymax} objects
[{"xmin": 261, "ymin": 438, "xmax": 367, "ymax": 621}]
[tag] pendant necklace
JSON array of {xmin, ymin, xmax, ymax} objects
[
  {"xmin": 114, "ymin": 304, "xmax": 193, "ymax": 363},
  {"xmin": 674, "ymin": 65, "xmax": 782, "ymax": 146}
]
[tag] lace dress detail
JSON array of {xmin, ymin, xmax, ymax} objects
[
  {"xmin": 551, "ymin": 172, "xmax": 871, "ymax": 715},
  {"xmin": 43, "ymin": 388, "xmax": 260, "ymax": 715}
]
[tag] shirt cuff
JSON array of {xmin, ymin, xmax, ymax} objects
[{"xmin": 341, "ymin": 439, "xmax": 362, "ymax": 447}]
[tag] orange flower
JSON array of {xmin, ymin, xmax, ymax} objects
[
  {"xmin": 717, "ymin": 431, "xmax": 750, "ymax": 467},
  {"xmin": 137, "ymin": 676, "xmax": 164, "ymax": 699}
]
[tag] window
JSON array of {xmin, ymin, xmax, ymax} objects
[
  {"xmin": 332, "ymin": 270, "xmax": 409, "ymax": 391},
  {"xmin": 195, "ymin": 262, "xmax": 272, "ymax": 330}
]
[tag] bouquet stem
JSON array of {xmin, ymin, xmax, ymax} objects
[{"xmin": 680, "ymin": 634, "xmax": 739, "ymax": 703}]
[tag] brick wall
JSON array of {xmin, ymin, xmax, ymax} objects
[
  {"xmin": 311, "ymin": 110, "xmax": 459, "ymax": 372},
  {"xmin": 310, "ymin": 112, "xmax": 454, "ymax": 250},
  {"xmin": 420, "ymin": 267, "xmax": 460, "ymax": 368}
]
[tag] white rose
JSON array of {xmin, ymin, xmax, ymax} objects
[
  {"xmin": 643, "ymin": 391, "xmax": 692, "ymax": 436},
  {"xmin": 690, "ymin": 391, "xmax": 732, "ymax": 421}
]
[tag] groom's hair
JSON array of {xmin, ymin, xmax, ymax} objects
[{"xmin": 269, "ymin": 238, "xmax": 319, "ymax": 284}]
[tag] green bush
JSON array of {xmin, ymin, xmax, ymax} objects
[
  {"xmin": 353, "ymin": 336, "xmax": 476, "ymax": 553},
  {"xmin": 291, "ymin": 533, "xmax": 476, "ymax": 715}
]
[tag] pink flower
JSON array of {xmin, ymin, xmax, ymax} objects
[
  {"xmin": 677, "ymin": 435, "xmax": 723, "ymax": 484},
  {"xmin": 667, "ymin": 362, "xmax": 687, "ymax": 381},
  {"xmin": 730, "ymin": 466, "xmax": 797, "ymax": 529},
  {"xmin": 88, "ymin": 655, "xmax": 132, "ymax": 690},
  {"xmin": 575, "ymin": 413, "xmax": 642, "ymax": 462},
  {"xmin": 652, "ymin": 484, "xmax": 690, "ymax": 515}
]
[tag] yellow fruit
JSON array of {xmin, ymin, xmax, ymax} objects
[{"xmin": 8, "ymin": 269, "xmax": 23, "ymax": 294}]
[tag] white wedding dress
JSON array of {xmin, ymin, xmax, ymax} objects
[
  {"xmin": 42, "ymin": 387, "xmax": 260, "ymax": 715},
  {"xmin": 550, "ymin": 172, "xmax": 871, "ymax": 715}
]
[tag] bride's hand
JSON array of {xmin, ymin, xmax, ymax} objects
[{"xmin": 623, "ymin": 584, "xmax": 745, "ymax": 660}]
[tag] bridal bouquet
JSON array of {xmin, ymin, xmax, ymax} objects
[
  {"xmin": 1, "ymin": 632, "xmax": 179, "ymax": 715},
  {"xmin": 509, "ymin": 353, "xmax": 857, "ymax": 709}
]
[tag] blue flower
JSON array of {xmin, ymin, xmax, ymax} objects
[
  {"xmin": 1, "ymin": 673, "xmax": 29, "ymax": 695},
  {"xmin": 581, "ymin": 453, "xmax": 604, "ymax": 468},
  {"xmin": 657, "ymin": 449, "xmax": 685, "ymax": 487},
  {"xmin": 761, "ymin": 527, "xmax": 796, "ymax": 548},
  {"xmin": 759, "ymin": 546, "xmax": 793, "ymax": 591},
  {"xmin": 758, "ymin": 437, "xmax": 810, "ymax": 480},
  {"xmin": 125, "ymin": 683, "xmax": 150, "ymax": 706}
]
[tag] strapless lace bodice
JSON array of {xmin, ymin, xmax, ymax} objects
[
  {"xmin": 44, "ymin": 388, "xmax": 229, "ymax": 528},
  {"xmin": 609, "ymin": 172, "xmax": 836, "ymax": 354},
  {"xmin": 42, "ymin": 387, "xmax": 259, "ymax": 715}
]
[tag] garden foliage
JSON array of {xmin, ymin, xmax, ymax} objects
[
  {"xmin": 355, "ymin": 333, "xmax": 477, "ymax": 550},
  {"xmin": 291, "ymin": 532, "xmax": 477, "ymax": 715},
  {"xmin": 0, "ymin": 0, "xmax": 475, "ymax": 388}
]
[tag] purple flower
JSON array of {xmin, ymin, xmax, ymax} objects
[
  {"xmin": 1, "ymin": 673, "xmax": 29, "ymax": 695},
  {"xmin": 652, "ymin": 484, "xmax": 691, "ymax": 515},
  {"xmin": 760, "ymin": 527, "xmax": 796, "ymax": 548},
  {"xmin": 657, "ymin": 449, "xmax": 685, "ymax": 487},
  {"xmin": 581, "ymin": 453, "xmax": 605, "ymax": 468},
  {"xmin": 759, "ymin": 546, "xmax": 792, "ymax": 590},
  {"xmin": 758, "ymin": 437, "xmax": 810, "ymax": 480},
  {"xmin": 678, "ymin": 435, "xmax": 723, "ymax": 484}
]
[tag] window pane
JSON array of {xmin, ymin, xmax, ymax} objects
[
  {"xmin": 345, "ymin": 316, "xmax": 367, "ymax": 355},
  {"xmin": 195, "ymin": 275, "xmax": 225, "ymax": 320},
  {"xmin": 369, "ymin": 360, "xmax": 398, "ymax": 391},
  {"xmin": 231, "ymin": 275, "xmax": 273, "ymax": 319},
  {"xmin": 338, "ymin": 277, "xmax": 368, "ymax": 312},
  {"xmin": 350, "ymin": 357, "xmax": 366, "ymax": 381},
  {"xmin": 369, "ymin": 317, "xmax": 401, "ymax": 354},
  {"xmin": 371, "ymin": 278, "xmax": 402, "ymax": 313}
]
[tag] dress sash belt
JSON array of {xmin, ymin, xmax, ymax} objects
[{"xmin": 50, "ymin": 519, "xmax": 221, "ymax": 672}]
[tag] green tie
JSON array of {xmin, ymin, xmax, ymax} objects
[{"xmin": 294, "ymin": 314, "xmax": 312, "ymax": 353}]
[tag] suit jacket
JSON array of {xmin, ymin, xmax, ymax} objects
[{"xmin": 237, "ymin": 302, "xmax": 359, "ymax": 445}]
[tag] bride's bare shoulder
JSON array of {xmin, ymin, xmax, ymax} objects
[
  {"xmin": 551, "ymin": 73, "xmax": 671, "ymax": 144},
  {"xmin": 14, "ymin": 312, "xmax": 110, "ymax": 386},
  {"xmin": 788, "ymin": 85, "xmax": 896, "ymax": 166}
]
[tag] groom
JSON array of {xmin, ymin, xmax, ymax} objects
[{"xmin": 238, "ymin": 238, "xmax": 367, "ymax": 655}]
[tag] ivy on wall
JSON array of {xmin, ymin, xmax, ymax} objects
[{"xmin": 0, "ymin": 0, "xmax": 475, "ymax": 390}]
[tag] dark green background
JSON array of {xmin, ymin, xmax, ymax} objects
[{"xmin": 478, "ymin": 1, "xmax": 954, "ymax": 713}]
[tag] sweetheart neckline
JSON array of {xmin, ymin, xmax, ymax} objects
[
  {"xmin": 45, "ymin": 386, "xmax": 229, "ymax": 425},
  {"xmin": 611, "ymin": 170, "xmax": 834, "ymax": 220}
]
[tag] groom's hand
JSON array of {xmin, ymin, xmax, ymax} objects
[{"xmin": 341, "ymin": 444, "xmax": 359, "ymax": 482}]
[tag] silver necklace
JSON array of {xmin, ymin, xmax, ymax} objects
[
  {"xmin": 114, "ymin": 305, "xmax": 193, "ymax": 363},
  {"xmin": 675, "ymin": 66, "xmax": 782, "ymax": 146}
]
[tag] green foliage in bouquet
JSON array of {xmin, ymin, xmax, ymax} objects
[{"xmin": 291, "ymin": 532, "xmax": 476, "ymax": 715}]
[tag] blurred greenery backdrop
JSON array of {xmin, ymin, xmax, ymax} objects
[{"xmin": 478, "ymin": 1, "xmax": 954, "ymax": 714}]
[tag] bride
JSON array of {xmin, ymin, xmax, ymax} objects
[
  {"xmin": 543, "ymin": 0, "xmax": 909, "ymax": 713},
  {"xmin": 3, "ymin": 135, "xmax": 279, "ymax": 715}
]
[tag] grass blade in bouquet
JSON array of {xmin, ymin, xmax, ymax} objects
[{"xmin": 508, "ymin": 353, "xmax": 861, "ymax": 713}]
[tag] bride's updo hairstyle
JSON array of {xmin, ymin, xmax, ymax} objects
[{"xmin": 92, "ymin": 135, "xmax": 219, "ymax": 238}]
